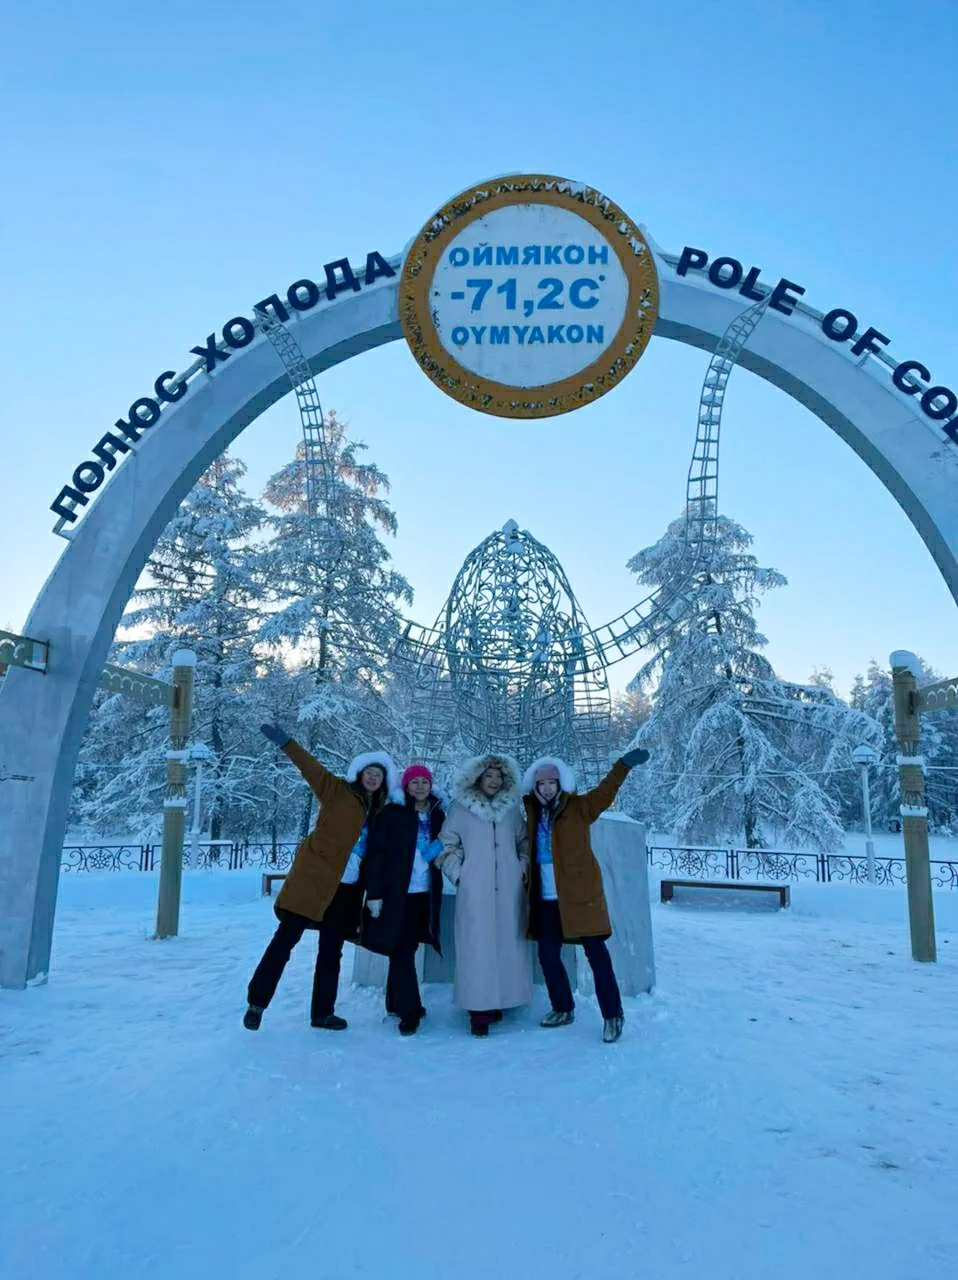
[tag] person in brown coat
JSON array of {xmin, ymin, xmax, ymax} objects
[
  {"xmin": 521, "ymin": 747, "xmax": 649, "ymax": 1043},
  {"xmin": 243, "ymin": 723, "xmax": 398, "ymax": 1032}
]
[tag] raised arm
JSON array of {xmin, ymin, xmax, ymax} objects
[
  {"xmin": 283, "ymin": 741, "xmax": 343, "ymax": 804},
  {"xmin": 260, "ymin": 723, "xmax": 341, "ymax": 804},
  {"xmin": 580, "ymin": 749, "xmax": 649, "ymax": 824}
]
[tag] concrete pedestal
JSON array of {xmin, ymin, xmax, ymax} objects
[
  {"xmin": 350, "ymin": 903, "xmax": 453, "ymax": 988},
  {"xmin": 351, "ymin": 813, "xmax": 654, "ymax": 997},
  {"xmin": 578, "ymin": 814, "xmax": 655, "ymax": 997},
  {"xmin": 351, "ymin": 892, "xmax": 576, "ymax": 990}
]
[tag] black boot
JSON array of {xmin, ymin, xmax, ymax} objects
[
  {"xmin": 243, "ymin": 1005, "xmax": 264, "ymax": 1031},
  {"xmin": 469, "ymin": 1014, "xmax": 489, "ymax": 1037},
  {"xmin": 389, "ymin": 1005, "xmax": 425, "ymax": 1022},
  {"xmin": 311, "ymin": 1014, "xmax": 348, "ymax": 1031},
  {"xmin": 602, "ymin": 1015, "xmax": 624, "ymax": 1044},
  {"xmin": 399, "ymin": 1016, "xmax": 421, "ymax": 1036},
  {"xmin": 540, "ymin": 1010, "xmax": 574, "ymax": 1028}
]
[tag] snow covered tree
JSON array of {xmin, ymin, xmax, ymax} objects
[
  {"xmin": 622, "ymin": 506, "xmax": 880, "ymax": 850},
  {"xmin": 69, "ymin": 691, "xmax": 168, "ymax": 838},
  {"xmin": 808, "ymin": 666, "xmax": 836, "ymax": 692},
  {"xmin": 73, "ymin": 451, "xmax": 270, "ymax": 839},
  {"xmin": 72, "ymin": 412, "xmax": 419, "ymax": 843},
  {"xmin": 257, "ymin": 410, "xmax": 414, "ymax": 832},
  {"xmin": 259, "ymin": 410, "xmax": 412, "ymax": 679},
  {"xmin": 850, "ymin": 657, "xmax": 956, "ymax": 832},
  {"xmin": 928, "ymin": 700, "xmax": 958, "ymax": 832},
  {"xmin": 609, "ymin": 687, "xmax": 651, "ymax": 750}
]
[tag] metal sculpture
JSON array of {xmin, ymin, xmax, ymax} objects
[
  {"xmin": 433, "ymin": 520, "xmax": 610, "ymax": 781},
  {"xmin": 261, "ymin": 294, "xmax": 771, "ymax": 779},
  {"xmin": 256, "ymin": 308, "xmax": 345, "ymax": 568}
]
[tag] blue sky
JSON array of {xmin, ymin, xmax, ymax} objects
[{"xmin": 2, "ymin": 0, "xmax": 956, "ymax": 695}]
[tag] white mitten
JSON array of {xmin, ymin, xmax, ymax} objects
[
  {"xmin": 439, "ymin": 855, "xmax": 462, "ymax": 887},
  {"xmin": 367, "ymin": 899, "xmax": 383, "ymax": 918}
]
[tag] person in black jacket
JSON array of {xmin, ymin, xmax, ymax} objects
[{"xmin": 361, "ymin": 764, "xmax": 445, "ymax": 1036}]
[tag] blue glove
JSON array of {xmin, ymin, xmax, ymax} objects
[
  {"xmin": 422, "ymin": 838, "xmax": 444, "ymax": 863},
  {"xmin": 261, "ymin": 722, "xmax": 292, "ymax": 749},
  {"xmin": 621, "ymin": 748, "xmax": 650, "ymax": 768}
]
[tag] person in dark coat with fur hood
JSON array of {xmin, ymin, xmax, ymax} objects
[
  {"xmin": 361, "ymin": 764, "xmax": 446, "ymax": 1036},
  {"xmin": 521, "ymin": 748, "xmax": 649, "ymax": 1043},
  {"xmin": 243, "ymin": 724, "xmax": 399, "ymax": 1032}
]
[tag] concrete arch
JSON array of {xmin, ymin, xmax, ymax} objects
[{"xmin": 2, "ymin": 253, "xmax": 957, "ymax": 987}]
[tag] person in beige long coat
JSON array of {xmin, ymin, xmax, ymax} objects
[{"xmin": 436, "ymin": 753, "xmax": 532, "ymax": 1036}]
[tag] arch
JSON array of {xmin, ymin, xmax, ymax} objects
[
  {"xmin": 1, "ymin": 252, "xmax": 956, "ymax": 987},
  {"xmin": 657, "ymin": 274, "xmax": 958, "ymax": 598}
]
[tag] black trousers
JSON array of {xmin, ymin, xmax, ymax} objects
[
  {"xmin": 247, "ymin": 883, "xmax": 360, "ymax": 1021},
  {"xmin": 536, "ymin": 899, "xmax": 623, "ymax": 1020},
  {"xmin": 385, "ymin": 892, "xmax": 430, "ymax": 1021}
]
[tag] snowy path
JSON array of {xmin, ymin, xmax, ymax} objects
[{"xmin": 2, "ymin": 884, "xmax": 956, "ymax": 1280}]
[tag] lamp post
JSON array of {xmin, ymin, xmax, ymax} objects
[
  {"xmin": 187, "ymin": 742, "xmax": 212, "ymax": 868},
  {"xmin": 889, "ymin": 651, "xmax": 936, "ymax": 963},
  {"xmin": 156, "ymin": 650, "xmax": 196, "ymax": 940},
  {"xmin": 852, "ymin": 743, "xmax": 879, "ymax": 885}
]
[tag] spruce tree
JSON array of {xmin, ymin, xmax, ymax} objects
[{"xmin": 624, "ymin": 506, "xmax": 879, "ymax": 851}]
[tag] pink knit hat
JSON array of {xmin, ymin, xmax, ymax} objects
[
  {"xmin": 534, "ymin": 763, "xmax": 561, "ymax": 784},
  {"xmin": 402, "ymin": 764, "xmax": 433, "ymax": 790}
]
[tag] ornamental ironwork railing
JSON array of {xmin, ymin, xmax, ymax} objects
[
  {"xmin": 58, "ymin": 840, "xmax": 958, "ymax": 889},
  {"xmin": 646, "ymin": 845, "xmax": 958, "ymax": 891},
  {"xmin": 60, "ymin": 841, "xmax": 299, "ymax": 873}
]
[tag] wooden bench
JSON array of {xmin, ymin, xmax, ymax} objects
[
  {"xmin": 660, "ymin": 879, "xmax": 790, "ymax": 908},
  {"xmin": 262, "ymin": 873, "xmax": 287, "ymax": 897}
]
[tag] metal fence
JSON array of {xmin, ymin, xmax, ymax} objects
[
  {"xmin": 646, "ymin": 845, "xmax": 958, "ymax": 891},
  {"xmin": 59, "ymin": 839, "xmax": 958, "ymax": 890},
  {"xmin": 60, "ymin": 841, "xmax": 299, "ymax": 873}
]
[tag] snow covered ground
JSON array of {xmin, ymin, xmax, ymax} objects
[{"xmin": 2, "ymin": 873, "xmax": 957, "ymax": 1280}]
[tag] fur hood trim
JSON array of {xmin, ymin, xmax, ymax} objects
[
  {"xmin": 521, "ymin": 756, "xmax": 577, "ymax": 796},
  {"xmin": 452, "ymin": 753, "xmax": 522, "ymax": 821},
  {"xmin": 346, "ymin": 751, "xmax": 400, "ymax": 796}
]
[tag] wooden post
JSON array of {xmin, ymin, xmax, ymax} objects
[
  {"xmin": 155, "ymin": 650, "xmax": 196, "ymax": 940},
  {"xmin": 889, "ymin": 651, "xmax": 936, "ymax": 963}
]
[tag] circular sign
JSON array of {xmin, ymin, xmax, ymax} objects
[{"xmin": 399, "ymin": 174, "xmax": 659, "ymax": 418}]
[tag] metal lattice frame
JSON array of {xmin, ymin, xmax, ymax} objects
[
  {"xmin": 396, "ymin": 296, "xmax": 770, "ymax": 767},
  {"xmin": 259, "ymin": 296, "xmax": 770, "ymax": 772},
  {"xmin": 397, "ymin": 295, "xmax": 770, "ymax": 668},
  {"xmin": 256, "ymin": 310, "xmax": 345, "ymax": 564},
  {"xmin": 426, "ymin": 521, "xmax": 611, "ymax": 781},
  {"xmin": 258, "ymin": 310, "xmax": 390, "ymax": 679},
  {"xmin": 587, "ymin": 293, "xmax": 771, "ymax": 660}
]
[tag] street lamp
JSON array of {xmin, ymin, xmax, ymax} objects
[
  {"xmin": 187, "ymin": 742, "xmax": 213, "ymax": 866},
  {"xmin": 852, "ymin": 743, "xmax": 880, "ymax": 884}
]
